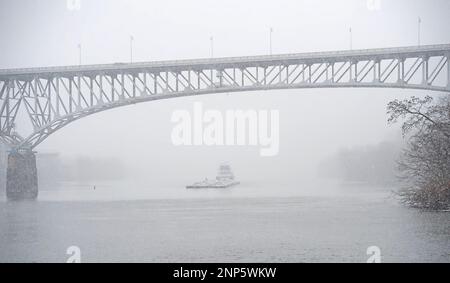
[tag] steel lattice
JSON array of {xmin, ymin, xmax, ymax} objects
[{"xmin": 1, "ymin": 44, "xmax": 449, "ymax": 149}]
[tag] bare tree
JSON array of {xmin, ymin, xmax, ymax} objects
[{"xmin": 387, "ymin": 95, "xmax": 450, "ymax": 210}]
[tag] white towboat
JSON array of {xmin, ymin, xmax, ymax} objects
[{"xmin": 186, "ymin": 164, "xmax": 240, "ymax": 189}]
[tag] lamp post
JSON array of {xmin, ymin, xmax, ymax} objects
[
  {"xmin": 269, "ymin": 27, "xmax": 273, "ymax": 55},
  {"xmin": 418, "ymin": 17, "xmax": 421, "ymax": 46},
  {"xmin": 77, "ymin": 44, "xmax": 81, "ymax": 65},
  {"xmin": 210, "ymin": 36, "xmax": 214, "ymax": 58},
  {"xmin": 130, "ymin": 35, "xmax": 134, "ymax": 63},
  {"xmin": 349, "ymin": 27, "xmax": 353, "ymax": 50}
]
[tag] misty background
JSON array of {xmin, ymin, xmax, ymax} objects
[{"xmin": 1, "ymin": 0, "xmax": 450, "ymax": 197}]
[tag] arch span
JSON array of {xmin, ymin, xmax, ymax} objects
[{"xmin": 1, "ymin": 44, "xmax": 449, "ymax": 149}]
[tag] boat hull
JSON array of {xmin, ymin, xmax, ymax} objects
[{"xmin": 186, "ymin": 181, "xmax": 240, "ymax": 189}]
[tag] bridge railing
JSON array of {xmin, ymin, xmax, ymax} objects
[{"xmin": 1, "ymin": 44, "xmax": 449, "ymax": 78}]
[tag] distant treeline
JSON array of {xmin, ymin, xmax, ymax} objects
[
  {"xmin": 318, "ymin": 141, "xmax": 401, "ymax": 186},
  {"xmin": 38, "ymin": 154, "xmax": 127, "ymax": 187},
  {"xmin": 0, "ymin": 149, "xmax": 129, "ymax": 190}
]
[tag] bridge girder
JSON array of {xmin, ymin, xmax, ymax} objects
[{"xmin": 0, "ymin": 44, "xmax": 449, "ymax": 150}]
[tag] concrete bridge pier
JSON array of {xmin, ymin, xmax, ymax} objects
[{"xmin": 6, "ymin": 150, "xmax": 38, "ymax": 200}]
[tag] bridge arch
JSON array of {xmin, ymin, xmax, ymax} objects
[
  {"xmin": 0, "ymin": 44, "xmax": 449, "ymax": 149},
  {"xmin": 12, "ymin": 82, "xmax": 450, "ymax": 150}
]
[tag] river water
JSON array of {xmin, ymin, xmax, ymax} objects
[{"xmin": 0, "ymin": 183, "xmax": 449, "ymax": 263}]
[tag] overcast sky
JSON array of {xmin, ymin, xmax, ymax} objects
[
  {"xmin": 1, "ymin": 0, "xmax": 450, "ymax": 68},
  {"xmin": 1, "ymin": 0, "xmax": 449, "ymax": 188}
]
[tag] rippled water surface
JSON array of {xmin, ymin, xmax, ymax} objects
[{"xmin": 0, "ymin": 185, "xmax": 449, "ymax": 263}]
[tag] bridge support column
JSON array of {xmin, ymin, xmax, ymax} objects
[{"xmin": 6, "ymin": 150, "xmax": 38, "ymax": 201}]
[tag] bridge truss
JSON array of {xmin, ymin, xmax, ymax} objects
[{"xmin": 0, "ymin": 44, "xmax": 449, "ymax": 149}]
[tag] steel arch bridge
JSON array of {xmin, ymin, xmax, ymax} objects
[{"xmin": 1, "ymin": 44, "xmax": 450, "ymax": 150}]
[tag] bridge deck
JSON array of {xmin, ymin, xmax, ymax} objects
[
  {"xmin": 1, "ymin": 44, "xmax": 450, "ymax": 79},
  {"xmin": 1, "ymin": 43, "xmax": 450, "ymax": 149}
]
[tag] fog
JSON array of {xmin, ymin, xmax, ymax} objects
[
  {"xmin": 2, "ymin": 0, "xmax": 450, "ymax": 265},
  {"xmin": 1, "ymin": 0, "xmax": 450, "ymax": 197}
]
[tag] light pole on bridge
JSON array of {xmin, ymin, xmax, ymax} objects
[
  {"xmin": 349, "ymin": 27, "xmax": 353, "ymax": 50},
  {"xmin": 418, "ymin": 17, "xmax": 421, "ymax": 46},
  {"xmin": 269, "ymin": 27, "xmax": 273, "ymax": 55},
  {"xmin": 77, "ymin": 44, "xmax": 81, "ymax": 66},
  {"xmin": 130, "ymin": 35, "xmax": 134, "ymax": 63},
  {"xmin": 210, "ymin": 36, "xmax": 214, "ymax": 58}
]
